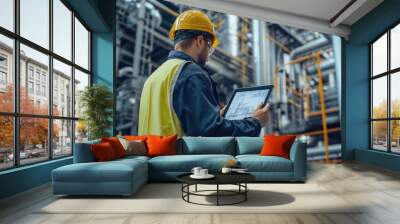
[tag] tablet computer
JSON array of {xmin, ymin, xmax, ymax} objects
[{"xmin": 223, "ymin": 85, "xmax": 273, "ymax": 120}]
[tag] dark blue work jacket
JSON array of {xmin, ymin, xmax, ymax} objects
[{"xmin": 169, "ymin": 51, "xmax": 262, "ymax": 137}]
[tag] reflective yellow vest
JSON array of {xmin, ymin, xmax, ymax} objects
[{"xmin": 138, "ymin": 59, "xmax": 189, "ymax": 137}]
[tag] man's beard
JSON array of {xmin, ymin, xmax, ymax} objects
[{"xmin": 198, "ymin": 45, "xmax": 208, "ymax": 67}]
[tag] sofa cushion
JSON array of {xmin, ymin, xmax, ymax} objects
[
  {"xmin": 236, "ymin": 137, "xmax": 263, "ymax": 155},
  {"xmin": 115, "ymin": 155, "xmax": 150, "ymax": 163},
  {"xmin": 179, "ymin": 137, "xmax": 235, "ymax": 155},
  {"xmin": 236, "ymin": 155, "xmax": 293, "ymax": 172},
  {"xmin": 149, "ymin": 154, "xmax": 235, "ymax": 172},
  {"xmin": 52, "ymin": 158, "xmax": 147, "ymax": 183}
]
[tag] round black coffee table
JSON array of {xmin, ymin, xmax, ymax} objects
[{"xmin": 177, "ymin": 173, "xmax": 255, "ymax": 206}]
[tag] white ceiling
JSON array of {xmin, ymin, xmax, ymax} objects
[
  {"xmin": 228, "ymin": 0, "xmax": 353, "ymax": 22},
  {"xmin": 169, "ymin": 0, "xmax": 384, "ymax": 38}
]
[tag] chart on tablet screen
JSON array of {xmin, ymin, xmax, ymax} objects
[{"xmin": 225, "ymin": 89, "xmax": 270, "ymax": 120}]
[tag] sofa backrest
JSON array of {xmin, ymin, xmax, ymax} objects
[
  {"xmin": 73, "ymin": 139, "xmax": 100, "ymax": 163},
  {"xmin": 74, "ymin": 136, "xmax": 299, "ymax": 161},
  {"xmin": 178, "ymin": 137, "xmax": 236, "ymax": 155},
  {"xmin": 235, "ymin": 137, "xmax": 264, "ymax": 155}
]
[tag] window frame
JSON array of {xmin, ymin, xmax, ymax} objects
[
  {"xmin": 0, "ymin": 0, "xmax": 92, "ymax": 171},
  {"xmin": 369, "ymin": 20, "xmax": 400, "ymax": 154}
]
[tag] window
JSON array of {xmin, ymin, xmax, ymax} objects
[
  {"xmin": 0, "ymin": 34, "xmax": 13, "ymax": 113},
  {"xmin": 53, "ymin": 0, "xmax": 72, "ymax": 60},
  {"xmin": 19, "ymin": 117, "xmax": 49, "ymax": 165},
  {"xmin": 20, "ymin": 0, "xmax": 49, "ymax": 49},
  {"xmin": 391, "ymin": 24, "xmax": 400, "ymax": 70},
  {"xmin": 36, "ymin": 83, "xmax": 40, "ymax": 95},
  {"xmin": 53, "ymin": 59, "xmax": 72, "ymax": 117},
  {"xmin": 0, "ymin": 116, "xmax": 13, "ymax": 170},
  {"xmin": 28, "ymin": 81, "xmax": 34, "ymax": 94},
  {"xmin": 0, "ymin": 0, "xmax": 14, "ymax": 32},
  {"xmin": 0, "ymin": 55, "xmax": 7, "ymax": 67},
  {"xmin": 370, "ymin": 22, "xmax": 400, "ymax": 154},
  {"xmin": 0, "ymin": 71, "xmax": 6, "ymax": 85},
  {"xmin": 42, "ymin": 85, "xmax": 46, "ymax": 97},
  {"xmin": 0, "ymin": 0, "xmax": 91, "ymax": 170},
  {"xmin": 53, "ymin": 119, "xmax": 72, "ymax": 158},
  {"xmin": 0, "ymin": 53, "xmax": 8, "ymax": 89},
  {"xmin": 28, "ymin": 67, "xmax": 34, "ymax": 80},
  {"xmin": 74, "ymin": 17, "xmax": 90, "ymax": 70},
  {"xmin": 35, "ymin": 70, "xmax": 40, "ymax": 81},
  {"xmin": 74, "ymin": 69, "xmax": 89, "ymax": 119},
  {"xmin": 54, "ymin": 89, "xmax": 58, "ymax": 103}
]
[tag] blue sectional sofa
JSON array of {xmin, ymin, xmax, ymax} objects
[{"xmin": 52, "ymin": 137, "xmax": 307, "ymax": 196}]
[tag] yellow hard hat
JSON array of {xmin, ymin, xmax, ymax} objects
[{"xmin": 169, "ymin": 10, "xmax": 219, "ymax": 48}]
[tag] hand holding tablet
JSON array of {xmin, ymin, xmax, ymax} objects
[
  {"xmin": 222, "ymin": 85, "xmax": 273, "ymax": 121},
  {"xmin": 250, "ymin": 103, "xmax": 270, "ymax": 126}
]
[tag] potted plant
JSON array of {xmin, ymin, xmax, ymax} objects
[{"xmin": 79, "ymin": 84, "xmax": 114, "ymax": 140}]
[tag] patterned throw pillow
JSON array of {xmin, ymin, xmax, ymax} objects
[
  {"xmin": 118, "ymin": 136, "xmax": 130, "ymax": 150},
  {"xmin": 118, "ymin": 137, "xmax": 147, "ymax": 156}
]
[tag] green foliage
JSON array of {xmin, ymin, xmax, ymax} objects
[{"xmin": 79, "ymin": 84, "xmax": 113, "ymax": 140}]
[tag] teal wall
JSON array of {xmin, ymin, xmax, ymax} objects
[
  {"xmin": 0, "ymin": 158, "xmax": 72, "ymax": 199},
  {"xmin": 0, "ymin": 0, "xmax": 115, "ymax": 200},
  {"xmin": 92, "ymin": 32, "xmax": 115, "ymax": 135},
  {"xmin": 343, "ymin": 0, "xmax": 400, "ymax": 171},
  {"xmin": 92, "ymin": 33, "xmax": 114, "ymax": 87}
]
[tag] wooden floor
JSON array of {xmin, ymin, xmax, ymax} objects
[{"xmin": 1, "ymin": 162, "xmax": 400, "ymax": 224}]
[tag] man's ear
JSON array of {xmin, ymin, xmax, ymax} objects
[{"xmin": 194, "ymin": 36, "xmax": 201, "ymax": 49}]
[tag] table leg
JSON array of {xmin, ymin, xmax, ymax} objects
[
  {"xmin": 245, "ymin": 183, "xmax": 247, "ymax": 201},
  {"xmin": 187, "ymin": 184, "xmax": 190, "ymax": 202},
  {"xmin": 195, "ymin": 184, "xmax": 197, "ymax": 192},
  {"xmin": 217, "ymin": 184, "xmax": 219, "ymax": 206}
]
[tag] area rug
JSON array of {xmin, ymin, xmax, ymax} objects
[{"xmin": 37, "ymin": 183, "xmax": 362, "ymax": 214}]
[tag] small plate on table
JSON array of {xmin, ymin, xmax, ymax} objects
[{"xmin": 190, "ymin": 174, "xmax": 215, "ymax": 179}]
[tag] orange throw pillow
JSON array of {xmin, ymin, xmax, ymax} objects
[
  {"xmin": 101, "ymin": 137, "xmax": 127, "ymax": 158},
  {"xmin": 146, "ymin": 135, "xmax": 177, "ymax": 157},
  {"xmin": 91, "ymin": 142, "xmax": 117, "ymax": 162},
  {"xmin": 260, "ymin": 135, "xmax": 296, "ymax": 159},
  {"xmin": 123, "ymin": 135, "xmax": 148, "ymax": 141}
]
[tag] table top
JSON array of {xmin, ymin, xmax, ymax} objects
[{"xmin": 177, "ymin": 172, "xmax": 255, "ymax": 185}]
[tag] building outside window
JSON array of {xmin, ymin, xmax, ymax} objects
[
  {"xmin": 28, "ymin": 81, "xmax": 34, "ymax": 94},
  {"xmin": 0, "ymin": 54, "xmax": 7, "ymax": 67},
  {"xmin": 41, "ymin": 73, "xmax": 46, "ymax": 83},
  {"xmin": 41, "ymin": 85, "xmax": 46, "ymax": 97},
  {"xmin": 0, "ymin": 54, "xmax": 7, "ymax": 89},
  {"xmin": 35, "ymin": 70, "xmax": 40, "ymax": 81},
  {"xmin": 0, "ymin": 71, "xmax": 6, "ymax": 84},
  {"xmin": 35, "ymin": 83, "xmax": 40, "ymax": 95},
  {"xmin": 54, "ymin": 88, "xmax": 58, "ymax": 103},
  {"xmin": 28, "ymin": 66, "xmax": 34, "ymax": 79}
]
